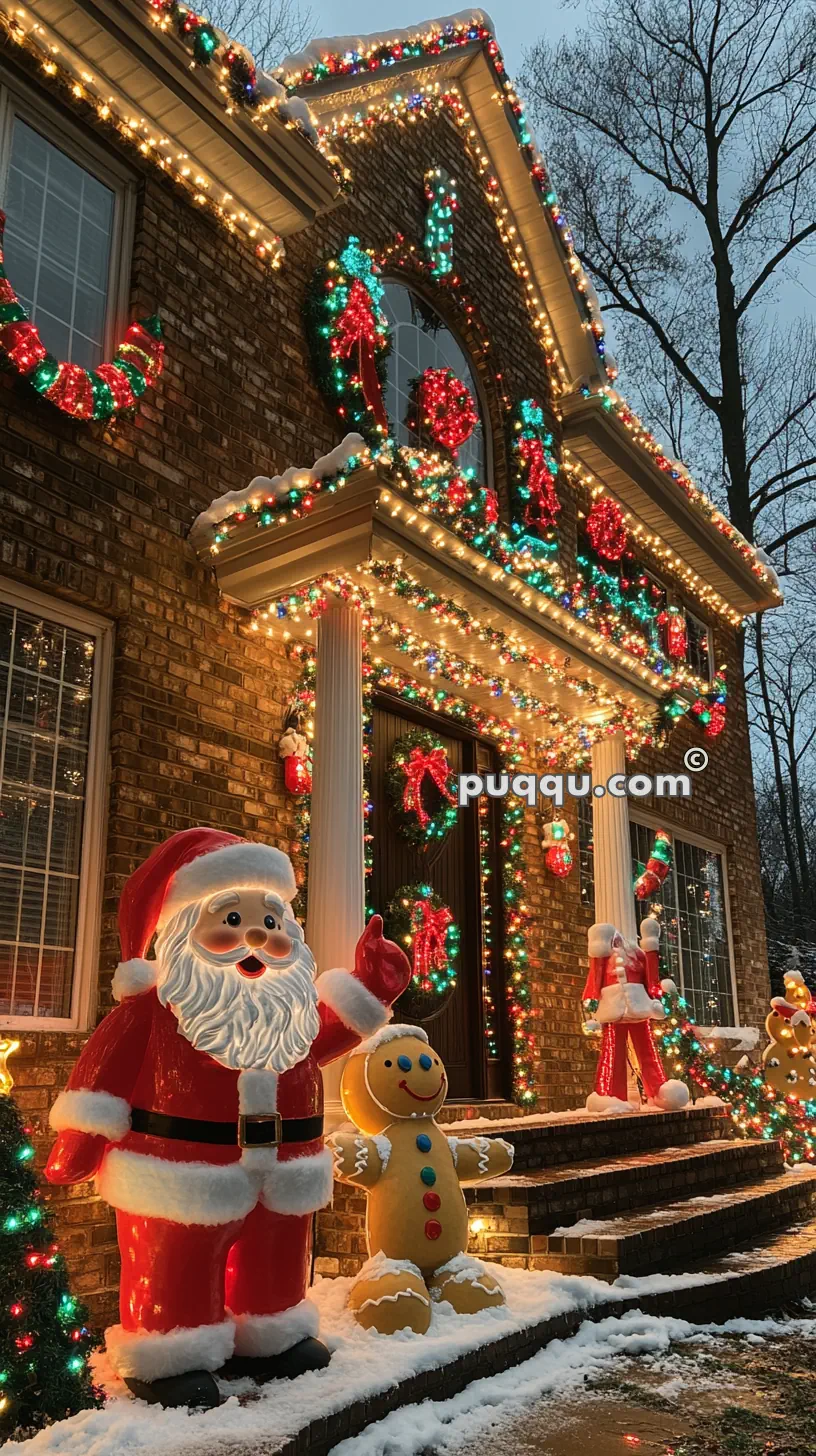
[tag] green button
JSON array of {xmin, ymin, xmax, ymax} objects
[{"xmin": 420, "ymin": 1166, "xmax": 436, "ymax": 1186}]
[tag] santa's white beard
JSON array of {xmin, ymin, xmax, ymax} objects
[{"xmin": 154, "ymin": 902, "xmax": 321, "ymax": 1073}]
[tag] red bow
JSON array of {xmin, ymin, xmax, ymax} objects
[
  {"xmin": 412, "ymin": 899, "xmax": 453, "ymax": 983},
  {"xmin": 519, "ymin": 438, "xmax": 560, "ymax": 529},
  {"xmin": 402, "ymin": 747, "xmax": 456, "ymax": 827},
  {"xmin": 331, "ymin": 279, "xmax": 387, "ymax": 429}
]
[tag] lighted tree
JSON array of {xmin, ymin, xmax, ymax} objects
[{"xmin": 0, "ymin": 1046, "xmax": 101, "ymax": 1439}]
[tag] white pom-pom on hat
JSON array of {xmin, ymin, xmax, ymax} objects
[
  {"xmin": 640, "ymin": 917, "xmax": 661, "ymax": 951},
  {"xmin": 112, "ymin": 958, "xmax": 158, "ymax": 1002}
]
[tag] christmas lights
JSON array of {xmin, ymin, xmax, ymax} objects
[
  {"xmin": 305, "ymin": 237, "xmax": 391, "ymax": 442},
  {"xmin": 585, "ymin": 498, "xmax": 628, "ymax": 562},
  {"xmin": 658, "ymin": 605, "xmax": 688, "ymax": 660},
  {"xmin": 508, "ymin": 398, "xmax": 560, "ymax": 552},
  {"xmin": 385, "ymin": 883, "xmax": 460, "ymax": 1005},
  {"xmin": 541, "ymin": 818, "xmax": 574, "ymax": 878},
  {"xmin": 634, "ymin": 829, "xmax": 672, "ymax": 899},
  {"xmin": 408, "ymin": 368, "xmax": 478, "ymax": 455},
  {"xmin": 423, "ymin": 167, "xmax": 458, "ymax": 278},
  {"xmin": 386, "ymin": 729, "xmax": 458, "ymax": 849}
]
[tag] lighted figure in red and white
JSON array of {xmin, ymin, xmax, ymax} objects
[
  {"xmin": 582, "ymin": 918, "xmax": 690, "ymax": 1113},
  {"xmin": 45, "ymin": 829, "xmax": 410, "ymax": 1410}
]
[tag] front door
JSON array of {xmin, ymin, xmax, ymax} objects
[{"xmin": 369, "ymin": 694, "xmax": 506, "ymax": 1101}]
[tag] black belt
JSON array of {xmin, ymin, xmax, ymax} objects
[{"xmin": 130, "ymin": 1107, "xmax": 323, "ymax": 1150}]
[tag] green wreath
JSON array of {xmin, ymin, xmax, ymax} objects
[
  {"xmin": 303, "ymin": 235, "xmax": 391, "ymax": 447},
  {"xmin": 386, "ymin": 728, "xmax": 459, "ymax": 849},
  {"xmin": 385, "ymin": 883, "xmax": 460, "ymax": 1013}
]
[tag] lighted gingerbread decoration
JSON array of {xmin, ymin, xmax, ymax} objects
[
  {"xmin": 762, "ymin": 968, "xmax": 816, "ymax": 1099},
  {"xmin": 328, "ymin": 1026, "xmax": 513, "ymax": 1334}
]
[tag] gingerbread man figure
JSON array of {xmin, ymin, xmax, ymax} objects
[{"xmin": 328, "ymin": 1025, "xmax": 513, "ymax": 1335}]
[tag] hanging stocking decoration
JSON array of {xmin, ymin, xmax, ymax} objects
[
  {"xmin": 278, "ymin": 722, "xmax": 312, "ymax": 795},
  {"xmin": 634, "ymin": 829, "xmax": 673, "ymax": 899},
  {"xmin": 541, "ymin": 818, "xmax": 574, "ymax": 878}
]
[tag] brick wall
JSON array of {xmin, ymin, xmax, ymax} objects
[{"xmin": 0, "ymin": 45, "xmax": 768, "ymax": 1318}]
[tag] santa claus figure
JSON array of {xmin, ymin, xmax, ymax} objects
[
  {"xmin": 45, "ymin": 829, "xmax": 410, "ymax": 1410},
  {"xmin": 582, "ymin": 918, "xmax": 689, "ymax": 1113}
]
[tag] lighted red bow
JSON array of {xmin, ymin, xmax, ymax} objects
[
  {"xmin": 331, "ymin": 279, "xmax": 387, "ymax": 429},
  {"xmin": 412, "ymin": 899, "xmax": 453, "ymax": 983},
  {"xmin": 402, "ymin": 747, "xmax": 456, "ymax": 828},
  {"xmin": 519, "ymin": 437, "xmax": 560, "ymax": 530}
]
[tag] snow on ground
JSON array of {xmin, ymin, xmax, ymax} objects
[{"xmin": 1, "ymin": 1264, "xmax": 750, "ymax": 1456}]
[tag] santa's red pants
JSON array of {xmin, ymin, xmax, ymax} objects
[
  {"xmin": 115, "ymin": 1202, "xmax": 313, "ymax": 1356},
  {"xmin": 594, "ymin": 1020, "xmax": 668, "ymax": 1101}
]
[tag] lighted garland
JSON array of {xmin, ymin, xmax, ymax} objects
[
  {"xmin": 423, "ymin": 168, "xmax": 458, "ymax": 278},
  {"xmin": 408, "ymin": 368, "xmax": 478, "ymax": 455},
  {"xmin": 305, "ymin": 237, "xmax": 391, "ymax": 444},
  {"xmin": 386, "ymin": 728, "xmax": 458, "ymax": 850},
  {"xmin": 385, "ymin": 883, "xmax": 460, "ymax": 1013},
  {"xmin": 0, "ymin": 214, "xmax": 163, "ymax": 421},
  {"xmin": 508, "ymin": 398, "xmax": 560, "ymax": 553}
]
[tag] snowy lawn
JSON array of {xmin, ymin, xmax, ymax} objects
[{"xmin": 0, "ymin": 1264, "xmax": 737, "ymax": 1456}]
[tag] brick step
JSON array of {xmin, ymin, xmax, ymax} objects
[
  {"xmin": 465, "ymin": 1103, "xmax": 732, "ymax": 1173},
  {"xmin": 465, "ymin": 1137, "xmax": 784, "ymax": 1241},
  {"xmin": 530, "ymin": 1168, "xmax": 816, "ymax": 1280},
  {"xmin": 437, "ymin": 1101, "xmax": 523, "ymax": 1125}
]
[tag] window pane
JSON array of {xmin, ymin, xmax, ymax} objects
[
  {"xmin": 3, "ymin": 118, "xmax": 114, "ymax": 368},
  {"xmin": 0, "ymin": 600, "xmax": 95, "ymax": 1018}
]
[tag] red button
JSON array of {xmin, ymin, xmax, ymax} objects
[
  {"xmin": 425, "ymin": 1218, "xmax": 442, "ymax": 1240},
  {"xmin": 423, "ymin": 1191, "xmax": 441, "ymax": 1211}
]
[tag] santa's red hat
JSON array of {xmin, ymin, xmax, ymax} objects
[{"xmin": 112, "ymin": 828, "xmax": 297, "ymax": 1001}]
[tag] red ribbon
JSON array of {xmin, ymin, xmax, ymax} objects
[
  {"xmin": 412, "ymin": 899, "xmax": 453, "ymax": 982},
  {"xmin": 402, "ymin": 747, "xmax": 456, "ymax": 828},
  {"xmin": 331, "ymin": 279, "xmax": 387, "ymax": 429},
  {"xmin": 519, "ymin": 438, "xmax": 560, "ymax": 529}
]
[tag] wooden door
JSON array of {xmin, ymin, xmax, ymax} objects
[{"xmin": 370, "ymin": 695, "xmax": 505, "ymax": 1101}]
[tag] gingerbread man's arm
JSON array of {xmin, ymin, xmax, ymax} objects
[
  {"xmin": 327, "ymin": 1131, "xmax": 390, "ymax": 1190},
  {"xmin": 447, "ymin": 1135, "xmax": 514, "ymax": 1184}
]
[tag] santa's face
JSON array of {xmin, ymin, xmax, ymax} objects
[{"xmin": 154, "ymin": 889, "xmax": 321, "ymax": 1073}]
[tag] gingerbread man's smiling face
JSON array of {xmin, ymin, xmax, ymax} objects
[{"xmin": 342, "ymin": 1033, "xmax": 448, "ymax": 1132}]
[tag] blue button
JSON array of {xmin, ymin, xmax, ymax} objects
[
  {"xmin": 416, "ymin": 1133, "xmax": 432, "ymax": 1152},
  {"xmin": 418, "ymin": 1053, "xmax": 432, "ymax": 1070},
  {"xmin": 420, "ymin": 1166, "xmax": 436, "ymax": 1186},
  {"xmin": 397, "ymin": 1054, "xmax": 412, "ymax": 1071}
]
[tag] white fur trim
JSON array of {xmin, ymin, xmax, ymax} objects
[
  {"xmin": 50, "ymin": 1089, "xmax": 131, "ymax": 1142},
  {"xmin": 112, "ymin": 958, "xmax": 157, "ymax": 1002},
  {"xmin": 652, "ymin": 1079, "xmax": 690, "ymax": 1111},
  {"xmin": 586, "ymin": 1093, "xmax": 636, "ymax": 1115},
  {"xmin": 660, "ymin": 978, "xmax": 678, "ymax": 995},
  {"xmin": 237, "ymin": 1069, "xmax": 279, "ymax": 1114},
  {"xmin": 596, "ymin": 981, "xmax": 659, "ymax": 1024},
  {"xmin": 105, "ymin": 1319, "xmax": 234, "ymax": 1381},
  {"xmin": 317, "ymin": 968, "xmax": 392, "ymax": 1037},
  {"xmin": 98, "ymin": 1147, "xmax": 257, "ymax": 1225},
  {"xmin": 639, "ymin": 918, "xmax": 661, "ymax": 951},
  {"xmin": 160, "ymin": 843, "xmax": 297, "ymax": 924},
  {"xmin": 785, "ymin": 970, "xmax": 806, "ymax": 985},
  {"xmin": 230, "ymin": 1299, "xmax": 319, "ymax": 1357},
  {"xmin": 348, "ymin": 1022, "xmax": 429, "ymax": 1056},
  {"xmin": 262, "ymin": 1148, "xmax": 334, "ymax": 1215},
  {"xmin": 791, "ymin": 1010, "xmax": 811, "ymax": 1028},
  {"xmin": 588, "ymin": 923, "xmax": 617, "ymax": 958}
]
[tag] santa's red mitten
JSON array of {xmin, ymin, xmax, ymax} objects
[
  {"xmin": 354, "ymin": 914, "xmax": 411, "ymax": 1009},
  {"xmin": 45, "ymin": 1129, "xmax": 108, "ymax": 1184}
]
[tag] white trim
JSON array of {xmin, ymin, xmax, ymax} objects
[
  {"xmin": 0, "ymin": 577, "xmax": 112, "ymax": 1032},
  {"xmin": 588, "ymin": 923, "xmax": 617, "ymax": 958},
  {"xmin": 262, "ymin": 1149, "xmax": 334, "ymax": 1215},
  {"xmin": 98, "ymin": 1147, "xmax": 258, "ymax": 1226},
  {"xmin": 160, "ymin": 843, "xmax": 296, "ymax": 923},
  {"xmin": 105, "ymin": 1319, "xmax": 234, "ymax": 1381},
  {"xmin": 316, "ymin": 968, "xmax": 391, "ymax": 1037},
  {"xmin": 229, "ymin": 1299, "xmax": 319, "ymax": 1357},
  {"xmin": 0, "ymin": 68, "xmax": 136, "ymax": 362},
  {"xmin": 50, "ymin": 1088, "xmax": 130, "ymax": 1141}
]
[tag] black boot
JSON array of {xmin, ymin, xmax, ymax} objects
[
  {"xmin": 125, "ymin": 1369, "xmax": 222, "ymax": 1409},
  {"xmin": 219, "ymin": 1337, "xmax": 331, "ymax": 1383}
]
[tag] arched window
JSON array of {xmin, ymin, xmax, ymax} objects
[{"xmin": 382, "ymin": 282, "xmax": 487, "ymax": 481}]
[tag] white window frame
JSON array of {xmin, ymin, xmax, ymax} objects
[
  {"xmin": 0, "ymin": 578, "xmax": 112, "ymax": 1032},
  {"xmin": 0, "ymin": 67, "xmax": 135, "ymax": 362},
  {"xmin": 630, "ymin": 808, "xmax": 739, "ymax": 1025}
]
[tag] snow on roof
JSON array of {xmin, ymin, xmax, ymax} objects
[
  {"xmin": 349, "ymin": 1023, "xmax": 430, "ymax": 1056},
  {"xmin": 277, "ymin": 10, "xmax": 495, "ymax": 81}
]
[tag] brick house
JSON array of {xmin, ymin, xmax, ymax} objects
[{"xmin": 0, "ymin": 5, "xmax": 779, "ymax": 1321}]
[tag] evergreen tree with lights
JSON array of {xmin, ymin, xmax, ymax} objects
[{"xmin": 0, "ymin": 1042, "xmax": 102, "ymax": 1438}]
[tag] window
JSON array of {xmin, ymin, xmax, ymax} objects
[
  {"xmin": 578, "ymin": 805, "xmax": 735, "ymax": 1025},
  {"xmin": 686, "ymin": 610, "xmax": 713, "ymax": 681},
  {"xmin": 382, "ymin": 281, "xmax": 487, "ymax": 480},
  {"xmin": 0, "ymin": 583, "xmax": 111, "ymax": 1028},
  {"xmin": 0, "ymin": 81, "xmax": 133, "ymax": 369}
]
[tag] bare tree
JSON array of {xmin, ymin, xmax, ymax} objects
[
  {"xmin": 207, "ymin": 0, "xmax": 313, "ymax": 70},
  {"xmin": 522, "ymin": 0, "xmax": 816, "ymax": 562}
]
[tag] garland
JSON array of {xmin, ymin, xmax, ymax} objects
[
  {"xmin": 0, "ymin": 213, "xmax": 163, "ymax": 421},
  {"xmin": 304, "ymin": 236, "xmax": 391, "ymax": 444},
  {"xmin": 508, "ymin": 398, "xmax": 560, "ymax": 554},
  {"xmin": 385, "ymin": 883, "xmax": 460, "ymax": 1010},
  {"xmin": 423, "ymin": 168, "xmax": 458, "ymax": 279},
  {"xmin": 386, "ymin": 728, "xmax": 458, "ymax": 849}
]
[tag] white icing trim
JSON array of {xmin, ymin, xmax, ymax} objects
[
  {"xmin": 448, "ymin": 1135, "xmax": 491, "ymax": 1175},
  {"xmin": 372, "ymin": 1133, "xmax": 391, "ymax": 1172},
  {"xmin": 262, "ymin": 1149, "xmax": 334, "ymax": 1215},
  {"xmin": 50, "ymin": 1089, "xmax": 131, "ymax": 1143},
  {"xmin": 349, "ymin": 1023, "xmax": 428, "ymax": 1056},
  {"xmin": 230, "ymin": 1299, "xmax": 318, "ymax": 1356},
  {"xmin": 105, "ymin": 1319, "xmax": 234, "ymax": 1380},
  {"xmin": 358, "ymin": 1250, "xmax": 423, "ymax": 1281},
  {"xmin": 357, "ymin": 1287, "xmax": 430, "ymax": 1313},
  {"xmin": 98, "ymin": 1148, "xmax": 257, "ymax": 1225},
  {"xmin": 160, "ymin": 844, "xmax": 297, "ymax": 924},
  {"xmin": 112, "ymin": 958, "xmax": 157, "ymax": 1002},
  {"xmin": 317, "ymin": 968, "xmax": 391, "ymax": 1037}
]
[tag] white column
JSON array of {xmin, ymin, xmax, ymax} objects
[
  {"xmin": 590, "ymin": 729, "xmax": 637, "ymax": 943},
  {"xmin": 307, "ymin": 601, "xmax": 365, "ymax": 1127}
]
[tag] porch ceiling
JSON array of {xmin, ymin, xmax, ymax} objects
[{"xmin": 201, "ymin": 466, "xmax": 681, "ymax": 735}]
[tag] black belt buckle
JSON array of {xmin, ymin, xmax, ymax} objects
[{"xmin": 238, "ymin": 1112, "xmax": 282, "ymax": 1149}]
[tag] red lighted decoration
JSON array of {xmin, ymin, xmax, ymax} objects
[
  {"xmin": 331, "ymin": 278, "xmax": 388, "ymax": 430},
  {"xmin": 585, "ymin": 497, "xmax": 628, "ymax": 562},
  {"xmin": 658, "ymin": 606, "xmax": 688, "ymax": 660},
  {"xmin": 0, "ymin": 211, "xmax": 163, "ymax": 422},
  {"xmin": 634, "ymin": 829, "xmax": 673, "ymax": 900},
  {"xmin": 412, "ymin": 897, "xmax": 454, "ymax": 986},
  {"xmin": 278, "ymin": 724, "xmax": 312, "ymax": 795},
  {"xmin": 411, "ymin": 367, "xmax": 478, "ymax": 453},
  {"xmin": 541, "ymin": 818, "xmax": 573, "ymax": 878}
]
